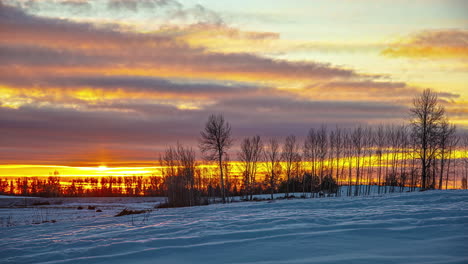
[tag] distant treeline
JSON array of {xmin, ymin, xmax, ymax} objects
[
  {"xmin": 0, "ymin": 173, "xmax": 340, "ymax": 200},
  {"xmin": 0, "ymin": 176, "xmax": 164, "ymax": 197}
]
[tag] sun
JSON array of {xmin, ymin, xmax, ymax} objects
[{"xmin": 98, "ymin": 165, "xmax": 108, "ymax": 171}]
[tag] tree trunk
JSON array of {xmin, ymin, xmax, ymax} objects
[{"xmin": 218, "ymin": 155, "xmax": 225, "ymax": 203}]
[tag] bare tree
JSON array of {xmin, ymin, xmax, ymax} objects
[
  {"xmin": 264, "ymin": 138, "xmax": 281, "ymax": 199},
  {"xmin": 343, "ymin": 129, "xmax": 354, "ymax": 196},
  {"xmin": 177, "ymin": 144, "xmax": 197, "ymax": 206},
  {"xmin": 329, "ymin": 129, "xmax": 336, "ymax": 184},
  {"xmin": 398, "ymin": 125, "xmax": 410, "ymax": 192},
  {"xmin": 333, "ymin": 127, "xmax": 344, "ymax": 190},
  {"xmin": 282, "ymin": 135, "xmax": 299, "ymax": 198},
  {"xmin": 376, "ymin": 125, "xmax": 385, "ymax": 194},
  {"xmin": 445, "ymin": 133, "xmax": 459, "ymax": 189},
  {"xmin": 462, "ymin": 134, "xmax": 468, "ymax": 189},
  {"xmin": 352, "ymin": 126, "xmax": 363, "ymax": 196},
  {"xmin": 409, "ymin": 134, "xmax": 420, "ymax": 191},
  {"xmin": 292, "ymin": 151, "xmax": 303, "ymax": 194},
  {"xmin": 317, "ymin": 125, "xmax": 328, "ymax": 181},
  {"xmin": 238, "ymin": 135, "xmax": 264, "ymax": 200},
  {"xmin": 438, "ymin": 120, "xmax": 456, "ymax": 189},
  {"xmin": 304, "ymin": 128, "xmax": 318, "ymax": 192},
  {"xmin": 199, "ymin": 114, "xmax": 233, "ymax": 203},
  {"xmin": 223, "ymin": 154, "xmax": 233, "ymax": 202},
  {"xmin": 388, "ymin": 125, "xmax": 400, "ymax": 193},
  {"xmin": 159, "ymin": 143, "xmax": 198, "ymax": 207},
  {"xmin": 409, "ymin": 89, "xmax": 446, "ymax": 189},
  {"xmin": 363, "ymin": 127, "xmax": 374, "ymax": 195}
]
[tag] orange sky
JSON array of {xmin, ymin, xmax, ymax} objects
[{"xmin": 0, "ymin": 0, "xmax": 467, "ymax": 174}]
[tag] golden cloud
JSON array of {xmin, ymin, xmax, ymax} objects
[{"xmin": 382, "ymin": 29, "xmax": 468, "ymax": 60}]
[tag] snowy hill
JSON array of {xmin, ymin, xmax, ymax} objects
[{"xmin": 1, "ymin": 190, "xmax": 467, "ymax": 263}]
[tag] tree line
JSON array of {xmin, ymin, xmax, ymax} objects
[
  {"xmin": 1, "ymin": 89, "xmax": 468, "ymax": 206},
  {"xmin": 158, "ymin": 89, "xmax": 468, "ymax": 206}
]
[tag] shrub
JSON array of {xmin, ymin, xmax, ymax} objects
[
  {"xmin": 32, "ymin": 201, "xmax": 50, "ymax": 206},
  {"xmin": 114, "ymin": 208, "xmax": 148, "ymax": 217},
  {"xmin": 320, "ymin": 175, "xmax": 339, "ymax": 194}
]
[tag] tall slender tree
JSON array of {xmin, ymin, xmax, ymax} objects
[
  {"xmin": 438, "ymin": 120, "xmax": 456, "ymax": 189},
  {"xmin": 159, "ymin": 143, "xmax": 197, "ymax": 206},
  {"xmin": 199, "ymin": 114, "xmax": 233, "ymax": 203},
  {"xmin": 264, "ymin": 138, "xmax": 281, "ymax": 199},
  {"xmin": 376, "ymin": 125, "xmax": 385, "ymax": 194},
  {"xmin": 409, "ymin": 89, "xmax": 445, "ymax": 189},
  {"xmin": 352, "ymin": 126, "xmax": 363, "ymax": 196},
  {"xmin": 317, "ymin": 125, "xmax": 328, "ymax": 181},
  {"xmin": 304, "ymin": 128, "xmax": 318, "ymax": 191},
  {"xmin": 333, "ymin": 127, "xmax": 343, "ymax": 189},
  {"xmin": 238, "ymin": 135, "xmax": 263, "ymax": 200},
  {"xmin": 462, "ymin": 134, "xmax": 468, "ymax": 189},
  {"xmin": 282, "ymin": 135, "xmax": 299, "ymax": 198}
]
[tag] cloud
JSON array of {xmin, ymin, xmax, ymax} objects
[
  {"xmin": 293, "ymin": 42, "xmax": 384, "ymax": 54},
  {"xmin": 59, "ymin": 0, "xmax": 91, "ymax": 10},
  {"xmin": 6, "ymin": 0, "xmax": 223, "ymax": 25},
  {"xmin": 299, "ymin": 80, "xmax": 413, "ymax": 102},
  {"xmin": 107, "ymin": 0, "xmax": 224, "ymax": 24},
  {"xmin": 382, "ymin": 29, "xmax": 468, "ymax": 60},
  {"xmin": 107, "ymin": 0, "xmax": 179, "ymax": 12},
  {"xmin": 0, "ymin": 97, "xmax": 411, "ymax": 165},
  {"xmin": 1, "ymin": 2, "xmax": 464, "ymax": 165},
  {"xmin": 170, "ymin": 4, "xmax": 224, "ymax": 25},
  {"xmin": 0, "ymin": 44, "xmax": 116, "ymax": 67},
  {"xmin": 1, "ymin": 81, "xmax": 465, "ymax": 166},
  {"xmin": 162, "ymin": 23, "xmax": 280, "ymax": 41},
  {"xmin": 0, "ymin": 73, "xmax": 272, "ymax": 109},
  {"xmin": 0, "ymin": 2, "xmax": 362, "ymax": 85},
  {"xmin": 212, "ymin": 96, "xmax": 407, "ymax": 121},
  {"xmin": 3, "ymin": 0, "xmax": 92, "ymax": 14},
  {"xmin": 297, "ymin": 80, "xmax": 461, "ymax": 103}
]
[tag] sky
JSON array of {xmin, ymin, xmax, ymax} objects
[{"xmin": 0, "ymin": 0, "xmax": 467, "ymax": 174}]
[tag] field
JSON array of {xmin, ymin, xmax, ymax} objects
[{"xmin": 1, "ymin": 190, "xmax": 467, "ymax": 264}]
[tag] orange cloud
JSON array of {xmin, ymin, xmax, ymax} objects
[
  {"xmin": 382, "ymin": 29, "xmax": 468, "ymax": 59},
  {"xmin": 0, "ymin": 74, "xmax": 278, "ymax": 112},
  {"xmin": 1, "ymin": 2, "xmax": 467, "ymax": 167},
  {"xmin": 0, "ymin": 2, "xmax": 362, "ymax": 86}
]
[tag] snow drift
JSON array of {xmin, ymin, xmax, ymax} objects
[{"xmin": 1, "ymin": 190, "xmax": 467, "ymax": 264}]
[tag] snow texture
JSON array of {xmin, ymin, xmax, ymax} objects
[{"xmin": 1, "ymin": 190, "xmax": 467, "ymax": 264}]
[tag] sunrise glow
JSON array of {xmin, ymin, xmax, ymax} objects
[{"xmin": 0, "ymin": 0, "xmax": 467, "ymax": 185}]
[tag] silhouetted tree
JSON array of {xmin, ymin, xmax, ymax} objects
[
  {"xmin": 317, "ymin": 125, "xmax": 328, "ymax": 181},
  {"xmin": 238, "ymin": 135, "xmax": 263, "ymax": 200},
  {"xmin": 160, "ymin": 143, "xmax": 199, "ymax": 207},
  {"xmin": 282, "ymin": 135, "xmax": 299, "ymax": 198},
  {"xmin": 331, "ymin": 127, "xmax": 344, "ymax": 192},
  {"xmin": 199, "ymin": 114, "xmax": 233, "ymax": 203},
  {"xmin": 320, "ymin": 175, "xmax": 339, "ymax": 195},
  {"xmin": 352, "ymin": 126, "xmax": 363, "ymax": 196},
  {"xmin": 304, "ymin": 128, "xmax": 318, "ymax": 195},
  {"xmin": 410, "ymin": 89, "xmax": 446, "ymax": 189},
  {"xmin": 438, "ymin": 120, "xmax": 456, "ymax": 189},
  {"xmin": 264, "ymin": 138, "xmax": 281, "ymax": 199},
  {"xmin": 462, "ymin": 134, "xmax": 468, "ymax": 189}
]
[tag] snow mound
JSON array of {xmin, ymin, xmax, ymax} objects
[{"xmin": 1, "ymin": 190, "xmax": 467, "ymax": 264}]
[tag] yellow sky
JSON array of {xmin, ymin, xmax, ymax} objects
[{"xmin": 0, "ymin": 0, "xmax": 467, "ymax": 172}]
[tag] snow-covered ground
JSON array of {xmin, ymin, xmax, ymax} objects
[
  {"xmin": 0, "ymin": 195, "xmax": 36, "ymax": 199},
  {"xmin": 1, "ymin": 190, "xmax": 467, "ymax": 264}
]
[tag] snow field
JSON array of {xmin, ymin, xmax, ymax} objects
[{"xmin": 0, "ymin": 190, "xmax": 467, "ymax": 264}]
